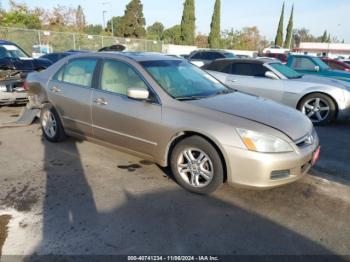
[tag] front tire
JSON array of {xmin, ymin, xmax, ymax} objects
[
  {"xmin": 40, "ymin": 104, "xmax": 66, "ymax": 142},
  {"xmin": 298, "ymin": 93, "xmax": 337, "ymax": 125},
  {"xmin": 170, "ymin": 136, "xmax": 224, "ymax": 195}
]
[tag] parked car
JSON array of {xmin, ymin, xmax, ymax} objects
[
  {"xmin": 187, "ymin": 50, "xmax": 235, "ymax": 67},
  {"xmin": 32, "ymin": 44, "xmax": 53, "ymax": 58},
  {"xmin": 321, "ymin": 57, "xmax": 350, "ymax": 72},
  {"xmin": 40, "ymin": 52, "xmax": 76, "ymax": 64},
  {"xmin": 287, "ymin": 55, "xmax": 350, "ymax": 82},
  {"xmin": 0, "ymin": 40, "xmax": 52, "ymax": 106},
  {"xmin": 263, "ymin": 45, "xmax": 289, "ymax": 54},
  {"xmin": 203, "ymin": 58, "xmax": 350, "ymax": 125},
  {"xmin": 261, "ymin": 52, "xmax": 288, "ymax": 64},
  {"xmin": 26, "ymin": 52, "xmax": 320, "ymax": 194},
  {"xmin": 339, "ymin": 59, "xmax": 350, "ymax": 66}
]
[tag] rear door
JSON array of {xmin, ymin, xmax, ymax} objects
[
  {"xmin": 226, "ymin": 63, "xmax": 284, "ymax": 101},
  {"xmin": 91, "ymin": 58, "xmax": 161, "ymax": 158},
  {"xmin": 47, "ymin": 58, "xmax": 98, "ymax": 137}
]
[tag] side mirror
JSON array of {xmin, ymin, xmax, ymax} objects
[
  {"xmin": 127, "ymin": 87, "xmax": 149, "ymax": 100},
  {"xmin": 265, "ymin": 71, "xmax": 279, "ymax": 80},
  {"xmin": 314, "ymin": 66, "xmax": 320, "ymax": 72}
]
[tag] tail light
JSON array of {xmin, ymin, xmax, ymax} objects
[{"xmin": 23, "ymin": 81, "xmax": 29, "ymax": 91}]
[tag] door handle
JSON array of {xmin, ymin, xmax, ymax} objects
[
  {"xmin": 93, "ymin": 98, "xmax": 108, "ymax": 105},
  {"xmin": 50, "ymin": 86, "xmax": 61, "ymax": 93},
  {"xmin": 227, "ymin": 79, "xmax": 237, "ymax": 83}
]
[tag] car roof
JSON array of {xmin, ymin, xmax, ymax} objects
[
  {"xmin": 91, "ymin": 52, "xmax": 182, "ymax": 62},
  {"xmin": 212, "ymin": 58, "xmax": 268, "ymax": 65}
]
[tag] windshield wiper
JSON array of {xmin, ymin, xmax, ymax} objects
[{"xmin": 176, "ymin": 96, "xmax": 208, "ymax": 101}]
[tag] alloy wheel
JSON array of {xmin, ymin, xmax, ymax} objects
[
  {"xmin": 302, "ymin": 97, "xmax": 330, "ymax": 123},
  {"xmin": 177, "ymin": 148, "xmax": 214, "ymax": 188},
  {"xmin": 42, "ymin": 110, "xmax": 57, "ymax": 138}
]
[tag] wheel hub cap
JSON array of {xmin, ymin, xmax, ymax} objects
[{"xmin": 177, "ymin": 148, "xmax": 214, "ymax": 188}]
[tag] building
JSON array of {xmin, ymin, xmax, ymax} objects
[{"xmin": 293, "ymin": 42, "xmax": 350, "ymax": 59}]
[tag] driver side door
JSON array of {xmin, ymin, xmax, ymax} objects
[{"xmin": 91, "ymin": 59, "xmax": 162, "ymax": 158}]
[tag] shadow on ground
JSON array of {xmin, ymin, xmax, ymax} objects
[
  {"xmin": 22, "ymin": 137, "xmax": 338, "ymax": 258},
  {"xmin": 314, "ymin": 120, "xmax": 350, "ymax": 185}
]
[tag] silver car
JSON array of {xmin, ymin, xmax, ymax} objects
[
  {"xmin": 26, "ymin": 53, "xmax": 320, "ymax": 194},
  {"xmin": 204, "ymin": 59, "xmax": 350, "ymax": 125}
]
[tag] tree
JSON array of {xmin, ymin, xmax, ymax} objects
[
  {"xmin": 122, "ymin": 0, "xmax": 146, "ymax": 38},
  {"xmin": 221, "ymin": 27, "xmax": 268, "ymax": 51},
  {"xmin": 0, "ymin": 1, "xmax": 42, "ymax": 29},
  {"xmin": 321, "ymin": 30, "xmax": 328, "ymax": 42},
  {"xmin": 75, "ymin": 5, "xmax": 86, "ymax": 32},
  {"xmin": 284, "ymin": 4, "xmax": 293, "ymax": 48},
  {"xmin": 106, "ymin": 16, "xmax": 124, "ymax": 36},
  {"xmin": 147, "ymin": 22, "xmax": 164, "ymax": 40},
  {"xmin": 180, "ymin": 0, "xmax": 195, "ymax": 45},
  {"xmin": 208, "ymin": 0, "xmax": 221, "ymax": 48},
  {"xmin": 84, "ymin": 24, "xmax": 103, "ymax": 35},
  {"xmin": 196, "ymin": 34, "xmax": 209, "ymax": 48},
  {"xmin": 162, "ymin": 25, "xmax": 182, "ymax": 45},
  {"xmin": 275, "ymin": 2, "xmax": 284, "ymax": 46}
]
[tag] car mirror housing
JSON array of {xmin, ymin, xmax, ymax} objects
[
  {"xmin": 127, "ymin": 87, "xmax": 150, "ymax": 100},
  {"xmin": 265, "ymin": 71, "xmax": 279, "ymax": 80}
]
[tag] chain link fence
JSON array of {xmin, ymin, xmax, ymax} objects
[{"xmin": 0, "ymin": 27, "xmax": 163, "ymax": 55}]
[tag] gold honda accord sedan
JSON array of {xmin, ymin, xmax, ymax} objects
[{"xmin": 26, "ymin": 52, "xmax": 320, "ymax": 194}]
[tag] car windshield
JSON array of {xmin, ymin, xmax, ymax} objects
[
  {"xmin": 141, "ymin": 60, "xmax": 230, "ymax": 99},
  {"xmin": 269, "ymin": 62, "xmax": 303, "ymax": 79},
  {"xmin": 0, "ymin": 44, "xmax": 29, "ymax": 59}
]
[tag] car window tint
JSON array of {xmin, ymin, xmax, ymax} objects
[
  {"xmin": 231, "ymin": 63, "xmax": 256, "ymax": 76},
  {"xmin": 191, "ymin": 52, "xmax": 202, "ymax": 59},
  {"xmin": 254, "ymin": 64, "xmax": 269, "ymax": 77},
  {"xmin": 53, "ymin": 66, "xmax": 65, "ymax": 81},
  {"xmin": 100, "ymin": 60, "xmax": 147, "ymax": 95},
  {"xmin": 211, "ymin": 52, "xmax": 225, "ymax": 59},
  {"xmin": 291, "ymin": 58, "xmax": 315, "ymax": 70},
  {"xmin": 62, "ymin": 58, "xmax": 97, "ymax": 87},
  {"xmin": 201, "ymin": 52, "xmax": 213, "ymax": 60}
]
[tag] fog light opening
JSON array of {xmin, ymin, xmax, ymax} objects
[{"xmin": 271, "ymin": 170, "xmax": 290, "ymax": 180}]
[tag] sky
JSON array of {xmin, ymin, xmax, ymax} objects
[{"xmin": 3, "ymin": 0, "xmax": 350, "ymax": 42}]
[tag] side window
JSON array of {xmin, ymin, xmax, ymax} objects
[
  {"xmin": 191, "ymin": 52, "xmax": 203, "ymax": 59},
  {"xmin": 100, "ymin": 60, "xmax": 148, "ymax": 96},
  {"xmin": 201, "ymin": 52, "xmax": 213, "ymax": 60},
  {"xmin": 222, "ymin": 63, "xmax": 233, "ymax": 74},
  {"xmin": 53, "ymin": 66, "xmax": 65, "ymax": 81},
  {"xmin": 254, "ymin": 64, "xmax": 268, "ymax": 77},
  {"xmin": 212, "ymin": 52, "xmax": 225, "ymax": 59},
  {"xmin": 231, "ymin": 63, "xmax": 256, "ymax": 76},
  {"xmin": 62, "ymin": 58, "xmax": 97, "ymax": 87},
  {"xmin": 291, "ymin": 58, "xmax": 315, "ymax": 70}
]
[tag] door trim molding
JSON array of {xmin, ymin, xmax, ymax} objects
[{"xmin": 92, "ymin": 124, "xmax": 158, "ymax": 146}]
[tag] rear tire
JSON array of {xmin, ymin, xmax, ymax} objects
[
  {"xmin": 298, "ymin": 93, "xmax": 337, "ymax": 125},
  {"xmin": 40, "ymin": 104, "xmax": 66, "ymax": 142},
  {"xmin": 170, "ymin": 136, "xmax": 224, "ymax": 195}
]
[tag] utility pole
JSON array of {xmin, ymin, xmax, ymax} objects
[
  {"xmin": 102, "ymin": 2, "xmax": 114, "ymax": 36},
  {"xmin": 102, "ymin": 10, "xmax": 107, "ymax": 29}
]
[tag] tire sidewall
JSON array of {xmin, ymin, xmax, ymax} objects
[{"xmin": 170, "ymin": 136, "xmax": 224, "ymax": 194}]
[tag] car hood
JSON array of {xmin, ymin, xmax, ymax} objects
[
  {"xmin": 0, "ymin": 57, "xmax": 52, "ymax": 71},
  {"xmin": 188, "ymin": 92, "xmax": 312, "ymax": 141},
  {"xmin": 294, "ymin": 74, "xmax": 350, "ymax": 90}
]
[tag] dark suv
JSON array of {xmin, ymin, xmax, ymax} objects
[{"xmin": 187, "ymin": 50, "xmax": 235, "ymax": 67}]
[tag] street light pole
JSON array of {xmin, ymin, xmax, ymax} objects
[
  {"xmin": 102, "ymin": 10, "xmax": 107, "ymax": 29},
  {"xmin": 102, "ymin": 2, "xmax": 114, "ymax": 36}
]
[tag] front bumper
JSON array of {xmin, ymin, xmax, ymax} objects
[{"xmin": 224, "ymin": 141, "xmax": 319, "ymax": 189}]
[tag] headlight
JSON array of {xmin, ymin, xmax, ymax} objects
[{"xmin": 237, "ymin": 128, "xmax": 294, "ymax": 153}]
